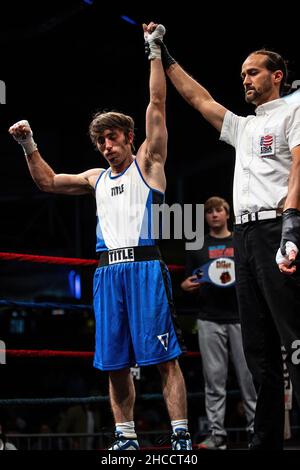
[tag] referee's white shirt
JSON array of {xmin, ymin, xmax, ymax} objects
[{"xmin": 220, "ymin": 98, "xmax": 300, "ymax": 216}]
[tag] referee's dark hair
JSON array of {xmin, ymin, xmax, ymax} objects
[{"xmin": 251, "ymin": 49, "xmax": 288, "ymax": 95}]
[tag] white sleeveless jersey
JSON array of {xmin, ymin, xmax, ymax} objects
[{"xmin": 95, "ymin": 160, "xmax": 164, "ymax": 252}]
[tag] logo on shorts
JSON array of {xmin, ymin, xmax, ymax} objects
[
  {"xmin": 108, "ymin": 247, "xmax": 134, "ymax": 264},
  {"xmin": 157, "ymin": 333, "xmax": 169, "ymax": 351}
]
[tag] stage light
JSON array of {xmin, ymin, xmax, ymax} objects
[{"xmin": 120, "ymin": 15, "xmax": 137, "ymax": 25}]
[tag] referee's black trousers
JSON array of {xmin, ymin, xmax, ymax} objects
[{"xmin": 234, "ymin": 219, "xmax": 300, "ymax": 450}]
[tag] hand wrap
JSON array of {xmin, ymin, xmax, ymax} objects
[
  {"xmin": 144, "ymin": 24, "xmax": 166, "ymax": 61},
  {"xmin": 280, "ymin": 208, "xmax": 300, "ymax": 255},
  {"xmin": 10, "ymin": 120, "xmax": 37, "ymax": 156},
  {"xmin": 154, "ymin": 39, "xmax": 176, "ymax": 69}
]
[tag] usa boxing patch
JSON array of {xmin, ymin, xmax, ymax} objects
[{"xmin": 259, "ymin": 134, "xmax": 275, "ymax": 157}]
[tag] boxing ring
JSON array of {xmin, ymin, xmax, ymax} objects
[
  {"xmin": 1, "ymin": 251, "xmax": 295, "ymax": 450},
  {"xmin": 0, "ymin": 251, "xmax": 208, "ymax": 450}
]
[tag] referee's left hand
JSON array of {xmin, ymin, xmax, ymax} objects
[{"xmin": 276, "ymin": 241, "xmax": 298, "ymax": 274}]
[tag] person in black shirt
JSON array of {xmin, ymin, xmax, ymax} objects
[{"xmin": 181, "ymin": 197, "xmax": 256, "ymax": 449}]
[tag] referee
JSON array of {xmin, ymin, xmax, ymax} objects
[{"xmin": 153, "ymin": 31, "xmax": 300, "ymax": 450}]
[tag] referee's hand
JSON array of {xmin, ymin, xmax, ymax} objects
[
  {"xmin": 276, "ymin": 242, "xmax": 298, "ymax": 274},
  {"xmin": 278, "ymin": 208, "xmax": 300, "ymax": 273}
]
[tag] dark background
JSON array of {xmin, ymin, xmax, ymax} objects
[
  {"xmin": 1, "ymin": 1, "xmax": 299, "ymax": 261},
  {"xmin": 0, "ymin": 1, "xmax": 300, "ymax": 443}
]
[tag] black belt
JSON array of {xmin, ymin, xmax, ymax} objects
[{"xmin": 98, "ymin": 245, "xmax": 162, "ymax": 267}]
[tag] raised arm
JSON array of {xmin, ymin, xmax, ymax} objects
[
  {"xmin": 9, "ymin": 120, "xmax": 102, "ymax": 195},
  {"xmin": 159, "ymin": 39, "xmax": 227, "ymax": 132},
  {"xmin": 136, "ymin": 24, "xmax": 167, "ymax": 192},
  {"xmin": 145, "ymin": 55, "xmax": 167, "ymax": 163}
]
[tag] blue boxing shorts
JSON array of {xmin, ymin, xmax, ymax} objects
[{"xmin": 93, "ymin": 246, "xmax": 182, "ymax": 370}]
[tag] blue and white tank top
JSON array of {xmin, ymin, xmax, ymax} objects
[{"xmin": 95, "ymin": 159, "xmax": 164, "ymax": 252}]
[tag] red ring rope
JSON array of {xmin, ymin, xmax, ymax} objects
[{"xmin": 0, "ymin": 252, "xmax": 184, "ymax": 272}]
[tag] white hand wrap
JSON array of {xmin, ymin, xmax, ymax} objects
[
  {"xmin": 144, "ymin": 24, "xmax": 166, "ymax": 60},
  {"xmin": 10, "ymin": 120, "xmax": 37, "ymax": 156},
  {"xmin": 276, "ymin": 241, "xmax": 299, "ymax": 266}
]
